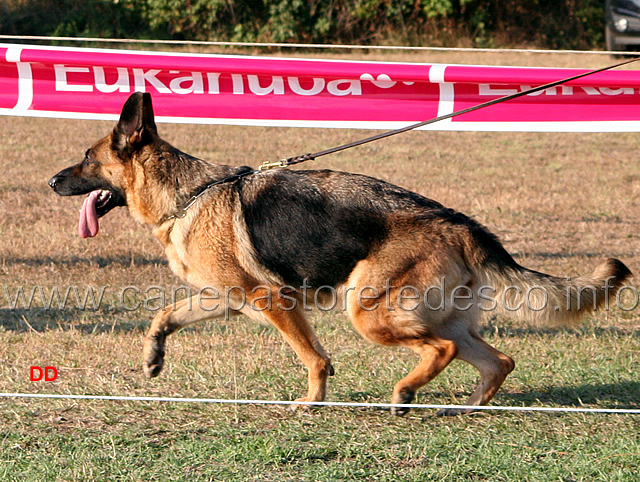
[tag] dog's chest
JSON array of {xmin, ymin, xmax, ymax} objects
[
  {"xmin": 165, "ymin": 243, "xmax": 190, "ymax": 280},
  {"xmin": 153, "ymin": 221, "xmax": 192, "ymax": 282},
  {"xmin": 154, "ymin": 211, "xmax": 231, "ymax": 288}
]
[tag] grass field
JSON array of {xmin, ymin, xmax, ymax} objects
[{"xmin": 1, "ymin": 49, "xmax": 639, "ymax": 480}]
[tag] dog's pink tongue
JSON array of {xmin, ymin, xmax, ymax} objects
[{"xmin": 78, "ymin": 190, "xmax": 101, "ymax": 238}]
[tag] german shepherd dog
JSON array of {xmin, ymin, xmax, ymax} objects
[{"xmin": 49, "ymin": 92, "xmax": 631, "ymax": 415}]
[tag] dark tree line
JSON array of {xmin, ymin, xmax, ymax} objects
[{"xmin": 1, "ymin": 1, "xmax": 606, "ymax": 50}]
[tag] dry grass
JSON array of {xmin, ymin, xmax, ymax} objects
[{"xmin": 0, "ymin": 50, "xmax": 639, "ymax": 479}]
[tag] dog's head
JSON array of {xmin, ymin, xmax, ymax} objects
[{"xmin": 48, "ymin": 92, "xmax": 158, "ymax": 237}]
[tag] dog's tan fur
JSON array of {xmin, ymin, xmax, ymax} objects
[{"xmin": 49, "ymin": 93, "xmax": 632, "ymax": 415}]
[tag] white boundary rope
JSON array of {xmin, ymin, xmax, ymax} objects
[
  {"xmin": 0, "ymin": 34, "xmax": 632, "ymax": 56},
  {"xmin": 1, "ymin": 392, "xmax": 638, "ymax": 414}
]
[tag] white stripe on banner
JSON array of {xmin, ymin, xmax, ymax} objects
[
  {"xmin": 5, "ymin": 45, "xmax": 33, "ymax": 112},
  {"xmin": 1, "ymin": 43, "xmax": 640, "ymax": 132},
  {"xmin": 428, "ymin": 64, "xmax": 453, "ymax": 123}
]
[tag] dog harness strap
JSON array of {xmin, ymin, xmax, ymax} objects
[{"xmin": 162, "ymin": 168, "xmax": 257, "ymax": 223}]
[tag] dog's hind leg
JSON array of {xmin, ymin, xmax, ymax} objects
[
  {"xmin": 389, "ymin": 336, "xmax": 458, "ymax": 416},
  {"xmin": 142, "ymin": 294, "xmax": 230, "ymax": 378},
  {"xmin": 436, "ymin": 328, "xmax": 515, "ymax": 416},
  {"xmin": 347, "ymin": 301, "xmax": 458, "ymax": 416}
]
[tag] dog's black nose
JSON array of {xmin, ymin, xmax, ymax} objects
[{"xmin": 48, "ymin": 176, "xmax": 59, "ymax": 190}]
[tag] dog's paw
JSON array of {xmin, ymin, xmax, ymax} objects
[
  {"xmin": 143, "ymin": 360, "xmax": 164, "ymax": 378},
  {"xmin": 142, "ymin": 335, "xmax": 165, "ymax": 378},
  {"xmin": 390, "ymin": 388, "xmax": 415, "ymax": 416},
  {"xmin": 289, "ymin": 396, "xmax": 322, "ymax": 412},
  {"xmin": 326, "ymin": 363, "xmax": 335, "ymax": 377},
  {"xmin": 436, "ymin": 407, "xmax": 474, "ymax": 417}
]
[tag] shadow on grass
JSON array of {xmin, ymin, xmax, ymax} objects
[
  {"xmin": 0, "ymin": 307, "xmax": 147, "ymax": 334},
  {"xmin": 479, "ymin": 324, "xmax": 640, "ymax": 338},
  {"xmin": 500, "ymin": 381, "xmax": 640, "ymax": 409},
  {"xmin": 344, "ymin": 381, "xmax": 640, "ymax": 412},
  {"xmin": 512, "ymin": 251, "xmax": 638, "ymax": 260},
  {"xmin": 4, "ymin": 255, "xmax": 167, "ymax": 268}
]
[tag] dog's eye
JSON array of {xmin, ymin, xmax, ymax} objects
[{"xmin": 83, "ymin": 153, "xmax": 99, "ymax": 166}]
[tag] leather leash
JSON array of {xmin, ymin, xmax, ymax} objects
[{"xmin": 166, "ymin": 55, "xmax": 640, "ymax": 222}]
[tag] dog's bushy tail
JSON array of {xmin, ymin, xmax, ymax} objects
[{"xmin": 461, "ymin": 223, "xmax": 632, "ymax": 325}]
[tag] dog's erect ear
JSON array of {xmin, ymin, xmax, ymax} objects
[{"xmin": 112, "ymin": 92, "xmax": 158, "ymax": 152}]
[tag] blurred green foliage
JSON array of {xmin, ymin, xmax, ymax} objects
[{"xmin": 0, "ymin": 0, "xmax": 606, "ymax": 49}]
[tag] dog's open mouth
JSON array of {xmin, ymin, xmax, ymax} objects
[{"xmin": 79, "ymin": 189, "xmax": 118, "ymax": 238}]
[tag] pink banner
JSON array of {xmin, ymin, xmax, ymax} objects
[{"xmin": 2, "ymin": 43, "xmax": 640, "ymax": 132}]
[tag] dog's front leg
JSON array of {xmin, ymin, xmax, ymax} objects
[
  {"xmin": 142, "ymin": 294, "xmax": 232, "ymax": 378},
  {"xmin": 264, "ymin": 310, "xmax": 333, "ymax": 404},
  {"xmin": 241, "ymin": 291, "xmax": 334, "ymax": 405}
]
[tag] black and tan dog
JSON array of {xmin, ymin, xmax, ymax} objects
[{"xmin": 49, "ymin": 92, "xmax": 631, "ymax": 415}]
